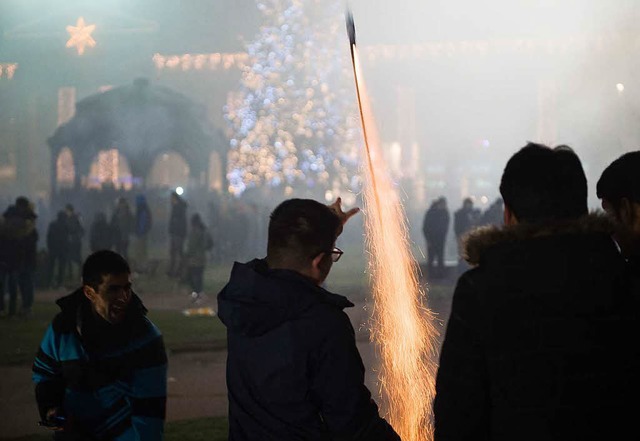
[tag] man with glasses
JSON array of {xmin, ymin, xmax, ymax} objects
[{"xmin": 218, "ymin": 198, "xmax": 401, "ymax": 441}]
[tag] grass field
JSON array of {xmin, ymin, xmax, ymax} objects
[
  {"xmin": 5, "ymin": 417, "xmax": 229, "ymax": 441},
  {"xmin": 0, "ymin": 302, "xmax": 226, "ymax": 365}
]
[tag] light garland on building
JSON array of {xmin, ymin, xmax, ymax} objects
[
  {"xmin": 0, "ymin": 63, "xmax": 18, "ymax": 79},
  {"xmin": 152, "ymin": 52, "xmax": 250, "ymax": 71},
  {"xmin": 224, "ymin": 0, "xmax": 360, "ymax": 197},
  {"xmin": 361, "ymin": 33, "xmax": 640, "ymax": 62}
]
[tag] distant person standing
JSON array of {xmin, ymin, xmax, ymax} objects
[
  {"xmin": 480, "ymin": 198, "xmax": 504, "ymax": 227},
  {"xmin": 167, "ymin": 191, "xmax": 187, "ymax": 278},
  {"xmin": 133, "ymin": 194, "xmax": 152, "ymax": 272},
  {"xmin": 65, "ymin": 204, "xmax": 84, "ymax": 281},
  {"xmin": 185, "ymin": 213, "xmax": 212, "ymax": 303},
  {"xmin": 422, "ymin": 197, "xmax": 450, "ymax": 278},
  {"xmin": 454, "ymin": 198, "xmax": 479, "ymax": 269},
  {"xmin": 111, "ymin": 197, "xmax": 133, "ymax": 259},
  {"xmin": 89, "ymin": 211, "xmax": 114, "ymax": 253},
  {"xmin": 47, "ymin": 211, "xmax": 69, "ymax": 289},
  {"xmin": 3, "ymin": 197, "xmax": 38, "ymax": 317}
]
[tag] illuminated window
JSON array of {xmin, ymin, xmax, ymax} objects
[{"xmin": 56, "ymin": 147, "xmax": 75, "ymax": 188}]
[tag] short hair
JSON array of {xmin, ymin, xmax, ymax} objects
[
  {"xmin": 267, "ymin": 199, "xmax": 340, "ymax": 263},
  {"xmin": 15, "ymin": 196, "xmax": 30, "ymax": 209},
  {"xmin": 82, "ymin": 250, "xmax": 130, "ymax": 290},
  {"xmin": 499, "ymin": 142, "xmax": 588, "ymax": 223},
  {"xmin": 596, "ymin": 151, "xmax": 640, "ymax": 207}
]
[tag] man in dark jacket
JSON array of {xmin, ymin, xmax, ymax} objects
[
  {"xmin": 434, "ymin": 143, "xmax": 640, "ymax": 441},
  {"xmin": 597, "ymin": 150, "xmax": 640, "ymax": 263},
  {"xmin": 64, "ymin": 204, "xmax": 84, "ymax": 281},
  {"xmin": 33, "ymin": 250, "xmax": 167, "ymax": 440},
  {"xmin": 167, "ymin": 191, "xmax": 187, "ymax": 277},
  {"xmin": 453, "ymin": 198, "xmax": 479, "ymax": 272},
  {"xmin": 217, "ymin": 198, "xmax": 401, "ymax": 441},
  {"xmin": 4, "ymin": 197, "xmax": 38, "ymax": 316},
  {"xmin": 47, "ymin": 211, "xmax": 69, "ymax": 289},
  {"xmin": 423, "ymin": 197, "xmax": 450, "ymax": 277}
]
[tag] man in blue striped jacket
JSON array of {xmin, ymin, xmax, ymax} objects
[{"xmin": 33, "ymin": 250, "xmax": 167, "ymax": 440}]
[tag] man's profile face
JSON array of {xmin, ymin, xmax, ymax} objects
[{"xmin": 84, "ymin": 272, "xmax": 132, "ymax": 324}]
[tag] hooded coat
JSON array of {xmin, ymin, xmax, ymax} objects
[
  {"xmin": 217, "ymin": 259, "xmax": 400, "ymax": 441},
  {"xmin": 434, "ymin": 213, "xmax": 640, "ymax": 441},
  {"xmin": 32, "ymin": 290, "xmax": 167, "ymax": 440}
]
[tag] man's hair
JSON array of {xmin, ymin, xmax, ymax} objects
[
  {"xmin": 499, "ymin": 142, "xmax": 588, "ymax": 223},
  {"xmin": 82, "ymin": 250, "xmax": 130, "ymax": 290},
  {"xmin": 267, "ymin": 199, "xmax": 340, "ymax": 263},
  {"xmin": 596, "ymin": 151, "xmax": 640, "ymax": 208}
]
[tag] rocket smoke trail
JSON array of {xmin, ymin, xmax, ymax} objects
[{"xmin": 345, "ymin": 10, "xmax": 439, "ymax": 441}]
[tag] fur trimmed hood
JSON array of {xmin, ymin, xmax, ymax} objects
[{"xmin": 463, "ymin": 212, "xmax": 616, "ymax": 266}]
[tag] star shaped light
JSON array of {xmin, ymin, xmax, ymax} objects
[{"xmin": 66, "ymin": 17, "xmax": 96, "ymax": 55}]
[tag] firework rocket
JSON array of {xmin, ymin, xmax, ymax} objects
[{"xmin": 345, "ymin": 9, "xmax": 382, "ymax": 217}]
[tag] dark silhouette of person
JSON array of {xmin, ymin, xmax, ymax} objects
[
  {"xmin": 185, "ymin": 213, "xmax": 212, "ymax": 303},
  {"xmin": 47, "ymin": 211, "xmax": 69, "ymax": 289},
  {"xmin": 167, "ymin": 192, "xmax": 187, "ymax": 278},
  {"xmin": 597, "ymin": 150, "xmax": 640, "ymax": 264},
  {"xmin": 89, "ymin": 211, "xmax": 113, "ymax": 253},
  {"xmin": 64, "ymin": 204, "xmax": 84, "ymax": 281},
  {"xmin": 3, "ymin": 197, "xmax": 38, "ymax": 316},
  {"xmin": 422, "ymin": 197, "xmax": 450, "ymax": 277},
  {"xmin": 133, "ymin": 194, "xmax": 152, "ymax": 272},
  {"xmin": 33, "ymin": 250, "xmax": 167, "ymax": 438},
  {"xmin": 111, "ymin": 197, "xmax": 133, "ymax": 259},
  {"xmin": 453, "ymin": 198, "xmax": 480, "ymax": 272},
  {"xmin": 479, "ymin": 198, "xmax": 504, "ymax": 227},
  {"xmin": 217, "ymin": 198, "xmax": 400, "ymax": 441},
  {"xmin": 434, "ymin": 143, "xmax": 640, "ymax": 441}
]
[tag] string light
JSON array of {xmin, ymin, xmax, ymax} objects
[
  {"xmin": 152, "ymin": 52, "xmax": 250, "ymax": 71},
  {"xmin": 0, "ymin": 63, "xmax": 18, "ymax": 79},
  {"xmin": 224, "ymin": 0, "xmax": 360, "ymax": 197}
]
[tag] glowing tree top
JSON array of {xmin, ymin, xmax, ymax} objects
[{"xmin": 225, "ymin": 0, "xmax": 360, "ymax": 197}]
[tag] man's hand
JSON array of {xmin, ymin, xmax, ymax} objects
[
  {"xmin": 328, "ymin": 197, "xmax": 360, "ymax": 235},
  {"xmin": 42, "ymin": 407, "xmax": 65, "ymax": 431}
]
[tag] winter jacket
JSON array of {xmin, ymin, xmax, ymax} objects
[
  {"xmin": 217, "ymin": 259, "xmax": 400, "ymax": 441},
  {"xmin": 3, "ymin": 205, "xmax": 38, "ymax": 271},
  {"xmin": 134, "ymin": 196, "xmax": 152, "ymax": 237},
  {"xmin": 32, "ymin": 290, "xmax": 167, "ymax": 440},
  {"xmin": 169, "ymin": 198, "xmax": 187, "ymax": 238},
  {"xmin": 423, "ymin": 206, "xmax": 450, "ymax": 243},
  {"xmin": 48, "ymin": 218, "xmax": 70, "ymax": 257},
  {"xmin": 434, "ymin": 213, "xmax": 640, "ymax": 441},
  {"xmin": 186, "ymin": 225, "xmax": 210, "ymax": 268}
]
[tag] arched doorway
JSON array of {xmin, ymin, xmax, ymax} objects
[
  {"xmin": 87, "ymin": 149, "xmax": 133, "ymax": 190},
  {"xmin": 148, "ymin": 151, "xmax": 190, "ymax": 190},
  {"xmin": 56, "ymin": 147, "xmax": 75, "ymax": 189},
  {"xmin": 209, "ymin": 151, "xmax": 224, "ymax": 192}
]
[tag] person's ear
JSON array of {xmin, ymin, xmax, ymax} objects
[
  {"xmin": 311, "ymin": 252, "xmax": 326, "ymax": 272},
  {"xmin": 618, "ymin": 198, "xmax": 634, "ymax": 225},
  {"xmin": 504, "ymin": 205, "xmax": 518, "ymax": 226},
  {"xmin": 83, "ymin": 285, "xmax": 97, "ymax": 302}
]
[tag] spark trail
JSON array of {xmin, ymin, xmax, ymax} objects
[{"xmin": 346, "ymin": 11, "xmax": 439, "ymax": 441}]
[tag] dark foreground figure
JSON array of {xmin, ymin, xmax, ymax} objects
[
  {"xmin": 32, "ymin": 250, "xmax": 167, "ymax": 440},
  {"xmin": 434, "ymin": 144, "xmax": 640, "ymax": 440},
  {"xmin": 218, "ymin": 198, "xmax": 401, "ymax": 441}
]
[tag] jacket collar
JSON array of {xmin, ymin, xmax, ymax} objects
[{"xmin": 463, "ymin": 212, "xmax": 616, "ymax": 266}]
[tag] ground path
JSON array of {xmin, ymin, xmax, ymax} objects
[{"xmin": 0, "ymin": 278, "xmax": 454, "ymax": 439}]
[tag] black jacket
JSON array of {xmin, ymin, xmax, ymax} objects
[
  {"xmin": 423, "ymin": 206, "xmax": 450, "ymax": 243},
  {"xmin": 169, "ymin": 198, "xmax": 188, "ymax": 237},
  {"xmin": 217, "ymin": 259, "xmax": 400, "ymax": 441},
  {"xmin": 434, "ymin": 214, "xmax": 640, "ymax": 441}
]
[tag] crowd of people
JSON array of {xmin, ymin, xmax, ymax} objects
[
  {"xmin": 26, "ymin": 145, "xmax": 640, "ymax": 440},
  {"xmin": 422, "ymin": 195, "xmax": 504, "ymax": 277}
]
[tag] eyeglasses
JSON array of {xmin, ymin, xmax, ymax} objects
[{"xmin": 330, "ymin": 247, "xmax": 344, "ymax": 263}]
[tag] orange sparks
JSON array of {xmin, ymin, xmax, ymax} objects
[{"xmin": 352, "ymin": 47, "xmax": 439, "ymax": 441}]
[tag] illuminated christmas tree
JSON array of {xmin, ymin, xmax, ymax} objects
[{"xmin": 225, "ymin": 0, "xmax": 360, "ymax": 197}]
